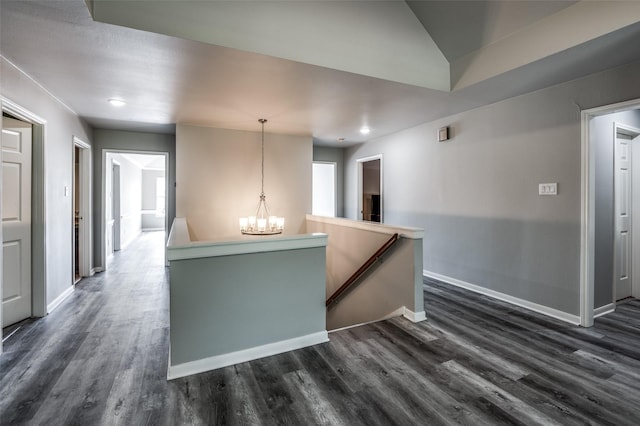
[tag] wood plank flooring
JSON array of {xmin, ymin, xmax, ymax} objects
[{"xmin": 2, "ymin": 231, "xmax": 640, "ymax": 425}]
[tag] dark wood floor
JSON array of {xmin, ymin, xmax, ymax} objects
[{"xmin": 2, "ymin": 231, "xmax": 640, "ymax": 425}]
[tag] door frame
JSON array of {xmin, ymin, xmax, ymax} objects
[
  {"xmin": 356, "ymin": 154, "xmax": 383, "ymax": 222},
  {"xmin": 72, "ymin": 136, "xmax": 91, "ymax": 282},
  {"xmin": 580, "ymin": 98, "xmax": 640, "ymax": 327},
  {"xmin": 100, "ymin": 149, "xmax": 170, "ymax": 270},
  {"xmin": 0, "ymin": 97, "xmax": 48, "ymax": 354}
]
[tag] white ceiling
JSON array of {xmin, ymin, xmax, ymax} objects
[
  {"xmin": 2, "ymin": 1, "xmax": 640, "ymax": 147},
  {"xmin": 117, "ymin": 153, "xmax": 166, "ymax": 171}
]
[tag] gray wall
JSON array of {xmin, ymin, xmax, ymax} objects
[
  {"xmin": 592, "ymin": 110, "xmax": 640, "ymax": 308},
  {"xmin": 1, "ymin": 57, "xmax": 93, "ymax": 313},
  {"xmin": 313, "ymin": 146, "xmax": 345, "ymax": 217},
  {"xmin": 92, "ymin": 129, "xmax": 176, "ymax": 269},
  {"xmin": 169, "ymin": 247, "xmax": 326, "ymax": 365},
  {"xmin": 344, "ymin": 59, "xmax": 640, "ymax": 317}
]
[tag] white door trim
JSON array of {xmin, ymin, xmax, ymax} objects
[
  {"xmin": 100, "ymin": 149, "xmax": 170, "ymax": 270},
  {"xmin": 356, "ymin": 154, "xmax": 383, "ymax": 223},
  {"xmin": 0, "ymin": 97, "xmax": 48, "ymax": 354},
  {"xmin": 580, "ymin": 98, "xmax": 640, "ymax": 327},
  {"xmin": 73, "ymin": 136, "xmax": 92, "ymax": 280}
]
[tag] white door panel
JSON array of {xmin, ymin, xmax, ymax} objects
[
  {"xmin": 2, "ymin": 116, "xmax": 32, "ymax": 326},
  {"xmin": 615, "ymin": 133, "xmax": 632, "ymax": 300},
  {"xmin": 2, "ymin": 162, "xmax": 22, "ymax": 221}
]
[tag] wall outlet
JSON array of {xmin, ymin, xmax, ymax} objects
[{"xmin": 538, "ymin": 183, "xmax": 558, "ymax": 195}]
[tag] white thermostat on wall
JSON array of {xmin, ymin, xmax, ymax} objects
[
  {"xmin": 437, "ymin": 126, "xmax": 450, "ymax": 142},
  {"xmin": 538, "ymin": 183, "xmax": 558, "ymax": 195}
]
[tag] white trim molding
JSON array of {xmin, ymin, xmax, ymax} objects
[
  {"xmin": 403, "ymin": 308, "xmax": 426, "ymax": 323},
  {"xmin": 424, "ymin": 270, "xmax": 581, "ymax": 326},
  {"xmin": 167, "ymin": 331, "xmax": 329, "ymax": 380},
  {"xmin": 593, "ymin": 303, "xmax": 615, "ymax": 318},
  {"xmin": 47, "ymin": 285, "xmax": 75, "ymax": 314},
  {"xmin": 1, "ymin": 96, "xmax": 47, "ymax": 124},
  {"xmin": 328, "ymin": 306, "xmax": 425, "ymax": 334}
]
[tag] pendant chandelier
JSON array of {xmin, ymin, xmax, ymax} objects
[{"xmin": 239, "ymin": 119, "xmax": 285, "ymax": 235}]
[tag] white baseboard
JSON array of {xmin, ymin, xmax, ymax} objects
[
  {"xmin": 167, "ymin": 331, "xmax": 329, "ymax": 380},
  {"xmin": 328, "ymin": 306, "xmax": 426, "ymax": 334},
  {"xmin": 92, "ymin": 267, "xmax": 104, "ymax": 274},
  {"xmin": 594, "ymin": 303, "xmax": 615, "ymax": 318},
  {"xmin": 404, "ymin": 308, "xmax": 427, "ymax": 323},
  {"xmin": 424, "ymin": 270, "xmax": 581, "ymax": 326},
  {"xmin": 329, "ymin": 307, "xmax": 406, "ymax": 333},
  {"xmin": 47, "ymin": 285, "xmax": 75, "ymax": 314}
]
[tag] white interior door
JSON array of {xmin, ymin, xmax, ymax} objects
[
  {"xmin": 2, "ymin": 116, "xmax": 32, "ymax": 326},
  {"xmin": 615, "ymin": 132, "xmax": 632, "ymax": 300}
]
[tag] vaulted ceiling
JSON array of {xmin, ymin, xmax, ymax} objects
[{"xmin": 2, "ymin": 1, "xmax": 640, "ymax": 145}]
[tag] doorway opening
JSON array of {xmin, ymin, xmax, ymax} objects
[
  {"xmin": 357, "ymin": 155, "xmax": 383, "ymax": 223},
  {"xmin": 580, "ymin": 99, "xmax": 640, "ymax": 327},
  {"xmin": 312, "ymin": 161, "xmax": 337, "ymax": 217},
  {"xmin": 72, "ymin": 137, "xmax": 91, "ymax": 285},
  {"xmin": 102, "ymin": 150, "xmax": 169, "ymax": 270}
]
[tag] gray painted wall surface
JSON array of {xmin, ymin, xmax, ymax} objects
[
  {"xmin": 169, "ymin": 247, "xmax": 326, "ymax": 365},
  {"xmin": 592, "ymin": 110, "xmax": 640, "ymax": 308},
  {"xmin": 92, "ymin": 129, "xmax": 176, "ymax": 268},
  {"xmin": 313, "ymin": 146, "xmax": 345, "ymax": 217},
  {"xmin": 1, "ymin": 57, "xmax": 93, "ymax": 309},
  {"xmin": 344, "ymin": 60, "xmax": 640, "ymax": 316}
]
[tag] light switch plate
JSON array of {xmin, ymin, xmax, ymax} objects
[{"xmin": 539, "ymin": 183, "xmax": 558, "ymax": 195}]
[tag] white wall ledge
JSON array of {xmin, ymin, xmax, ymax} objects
[
  {"xmin": 167, "ymin": 218, "xmax": 327, "ymax": 261},
  {"xmin": 306, "ymin": 214, "xmax": 424, "ymax": 239}
]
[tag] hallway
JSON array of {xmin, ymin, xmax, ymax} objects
[
  {"xmin": 2, "ymin": 231, "xmax": 640, "ymax": 425},
  {"xmin": 0, "ymin": 231, "xmax": 171, "ymax": 425}
]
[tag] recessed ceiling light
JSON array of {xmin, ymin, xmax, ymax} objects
[
  {"xmin": 360, "ymin": 126, "xmax": 370, "ymax": 135},
  {"xmin": 108, "ymin": 98, "xmax": 126, "ymax": 107}
]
